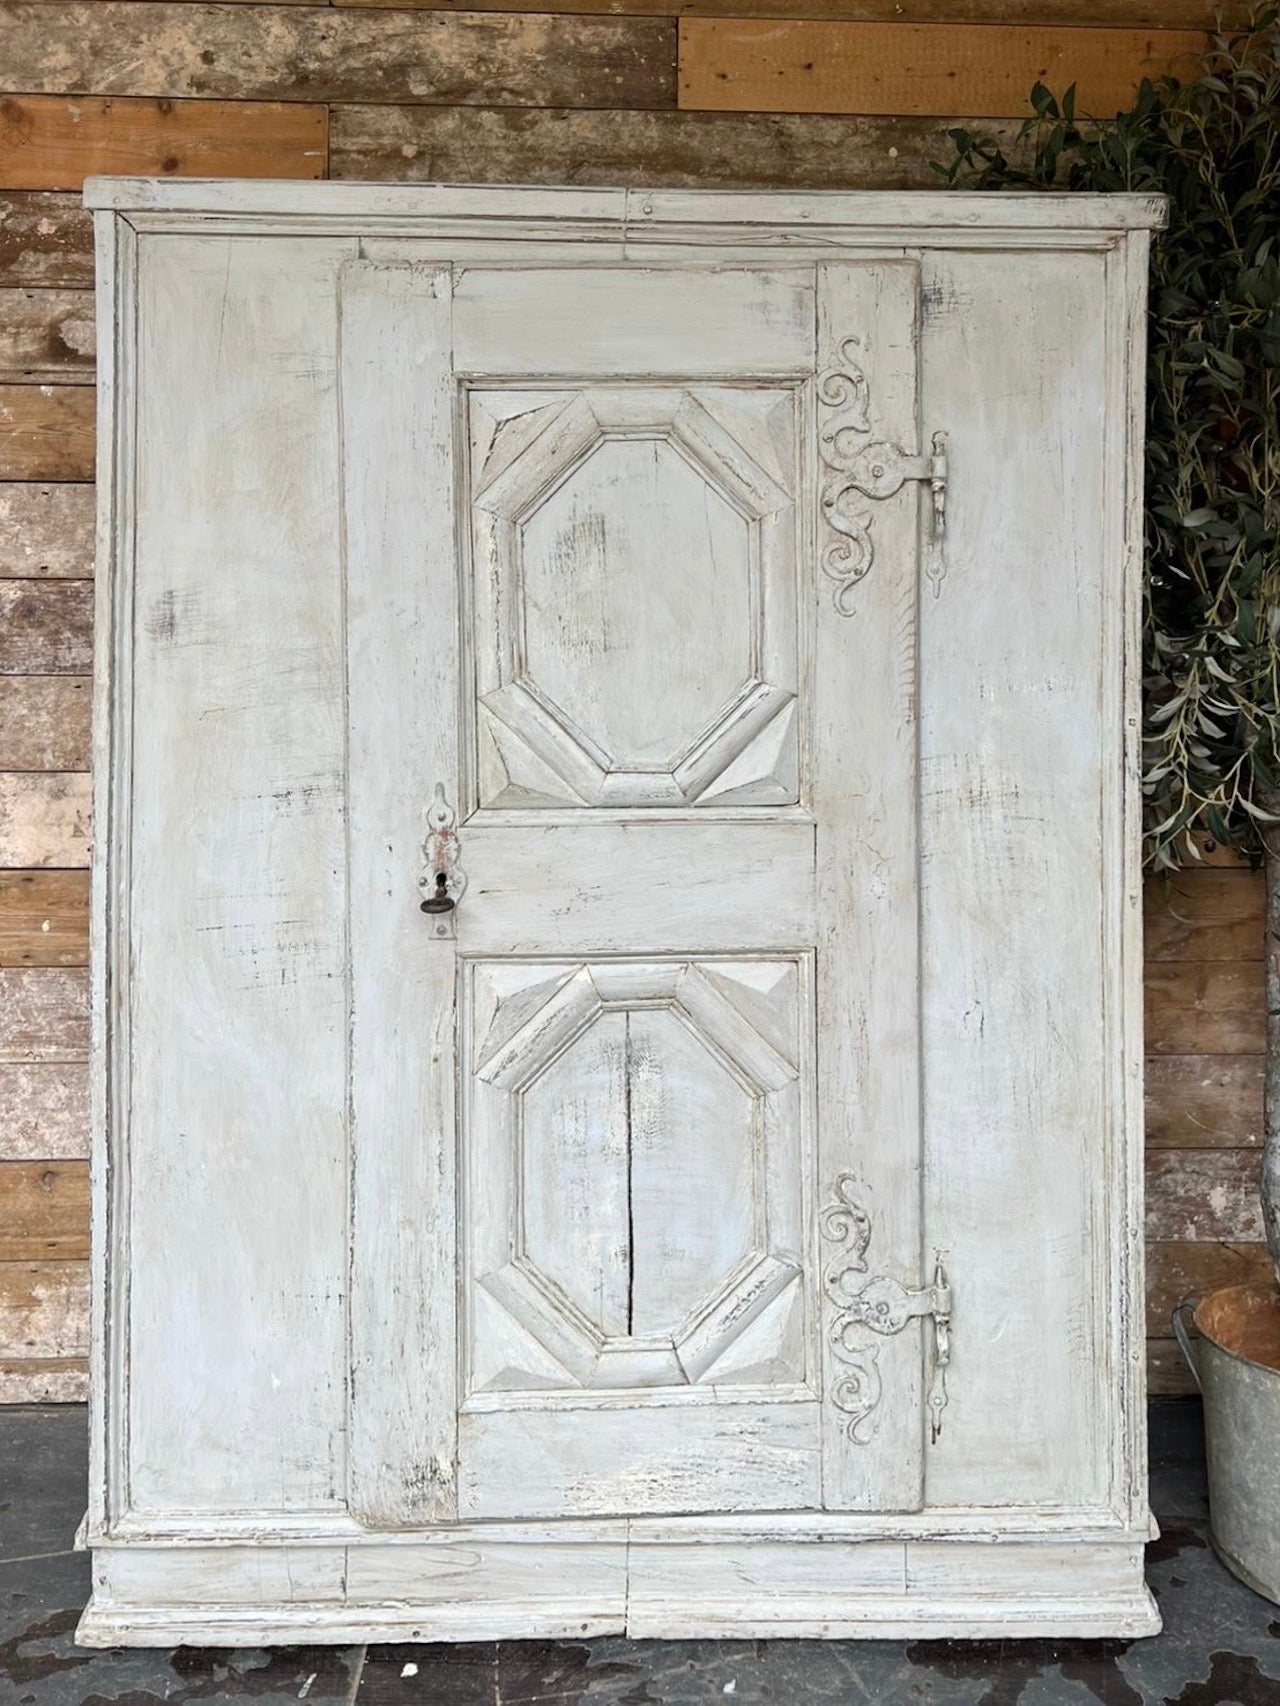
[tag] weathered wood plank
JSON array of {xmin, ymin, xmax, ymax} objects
[
  {"xmin": 0, "ymin": 1159, "xmax": 88, "ymax": 1259},
  {"xmin": 0, "ymin": 1354, "xmax": 87, "ymax": 1401},
  {"xmin": 0, "ymin": 773, "xmax": 91, "ymax": 867},
  {"xmin": 1143, "ymin": 960, "xmax": 1264, "ymax": 1056},
  {"xmin": 0, "ymin": 386, "xmax": 93, "ymax": 479},
  {"xmin": 1145, "ymin": 1054, "xmax": 1263, "ymax": 1149},
  {"xmin": 1146, "ymin": 1240, "xmax": 1273, "ymax": 1338},
  {"xmin": 0, "ymin": 1064, "xmax": 88, "ymax": 1159},
  {"xmin": 678, "ymin": 21, "xmax": 1206, "ymax": 118},
  {"xmin": 331, "ymin": 104, "xmax": 1028, "ymax": 188},
  {"xmin": 0, "ymin": 6, "xmax": 678, "ymax": 110},
  {"xmin": 0, "ymin": 95, "xmax": 327, "ymax": 191},
  {"xmin": 1144, "ymin": 867, "xmax": 1262, "ymax": 961},
  {"xmin": 0, "ymin": 871, "xmax": 88, "ymax": 966},
  {"xmin": 0, "ymin": 969, "xmax": 88, "ymax": 1061},
  {"xmin": 0, "ymin": 581, "xmax": 93, "ymax": 672},
  {"xmin": 1147, "ymin": 1338, "xmax": 1197, "ymax": 1397},
  {"xmin": 0, "ymin": 482, "xmax": 94, "ymax": 577},
  {"xmin": 0, "ymin": 677, "xmax": 91, "ymax": 770},
  {"xmin": 0, "ymin": 287, "xmax": 93, "ymax": 383},
  {"xmin": 0, "ymin": 193, "xmax": 93, "ymax": 288},
  {"xmin": 0, "ymin": 1259, "xmax": 88, "ymax": 1356},
  {"xmin": 338, "ymin": 0, "xmax": 1242, "ymax": 20},
  {"xmin": 1146, "ymin": 1149, "xmax": 1263, "ymax": 1243}
]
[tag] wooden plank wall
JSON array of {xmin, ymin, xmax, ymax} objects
[{"xmin": 0, "ymin": 0, "xmax": 1260, "ymax": 1402}]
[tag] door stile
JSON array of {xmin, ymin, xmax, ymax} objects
[
  {"xmin": 342, "ymin": 260, "xmax": 461, "ymax": 1526},
  {"xmin": 814, "ymin": 261, "xmax": 926, "ymax": 1512}
]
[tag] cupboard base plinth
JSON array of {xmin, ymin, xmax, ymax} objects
[{"xmin": 77, "ymin": 1530, "xmax": 1162, "ymax": 1646}]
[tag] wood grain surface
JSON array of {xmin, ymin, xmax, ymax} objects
[
  {"xmin": 0, "ymin": 678, "xmax": 92, "ymax": 770},
  {"xmin": 336, "ymin": 0, "xmax": 1242, "ymax": 18},
  {"xmin": 0, "ymin": 773, "xmax": 91, "ymax": 867},
  {"xmin": 0, "ymin": 1355, "xmax": 87, "ymax": 1401},
  {"xmin": 0, "ymin": 288, "xmax": 94, "ymax": 384},
  {"xmin": 1144, "ymin": 867, "xmax": 1263, "ymax": 961},
  {"xmin": 1147, "ymin": 1149, "xmax": 1264, "ymax": 1243},
  {"xmin": 1144, "ymin": 960, "xmax": 1265, "ymax": 1057},
  {"xmin": 0, "ymin": 1063, "xmax": 90, "ymax": 1159},
  {"xmin": 0, "ymin": 580, "xmax": 93, "ymax": 673},
  {"xmin": 0, "ymin": 871, "xmax": 89, "ymax": 966},
  {"xmin": 678, "ymin": 20, "xmax": 1205, "ymax": 116},
  {"xmin": 0, "ymin": 1160, "xmax": 89, "ymax": 1259},
  {"xmin": 1146, "ymin": 1054, "xmax": 1263, "ymax": 1148},
  {"xmin": 0, "ymin": 387, "xmax": 93, "ymax": 480},
  {"xmin": 0, "ymin": 1260, "xmax": 89, "ymax": 1357},
  {"xmin": 0, "ymin": 968, "xmax": 90, "ymax": 1060},
  {"xmin": 331, "ymin": 104, "xmax": 1028, "ymax": 186},
  {"xmin": 0, "ymin": 484, "xmax": 94, "ymax": 577},
  {"xmin": 0, "ymin": 194, "xmax": 94, "ymax": 288},
  {"xmin": 0, "ymin": 6, "xmax": 679, "ymax": 110},
  {"xmin": 0, "ymin": 94, "xmax": 327, "ymax": 189}
]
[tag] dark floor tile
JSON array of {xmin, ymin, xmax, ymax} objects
[
  {"xmin": 354, "ymin": 1637, "xmax": 998, "ymax": 1706},
  {"xmin": 902, "ymin": 1636, "xmax": 1147, "ymax": 1706},
  {"xmin": 0, "ymin": 1535, "xmax": 363, "ymax": 1705},
  {"xmin": 0, "ymin": 1406, "xmax": 88, "ymax": 1564}
]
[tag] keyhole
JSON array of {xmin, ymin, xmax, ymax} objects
[{"xmin": 420, "ymin": 872, "xmax": 455, "ymax": 914}]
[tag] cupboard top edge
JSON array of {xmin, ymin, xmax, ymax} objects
[{"xmin": 82, "ymin": 177, "xmax": 1169, "ymax": 235}]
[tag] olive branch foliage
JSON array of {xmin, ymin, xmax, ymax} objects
[{"xmin": 936, "ymin": 12, "xmax": 1280, "ymax": 868}]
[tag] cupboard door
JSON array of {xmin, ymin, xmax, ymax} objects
[{"xmin": 344, "ymin": 259, "xmax": 928, "ymax": 1525}]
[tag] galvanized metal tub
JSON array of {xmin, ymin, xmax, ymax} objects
[{"xmin": 1173, "ymin": 1283, "xmax": 1280, "ymax": 1606}]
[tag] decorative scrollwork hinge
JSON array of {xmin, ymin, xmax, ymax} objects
[
  {"xmin": 817, "ymin": 336, "xmax": 950, "ymax": 614},
  {"xmin": 418, "ymin": 783, "xmax": 467, "ymax": 938},
  {"xmin": 820, "ymin": 1171, "xmax": 953, "ymax": 1445}
]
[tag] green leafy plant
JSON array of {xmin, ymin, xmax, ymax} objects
[
  {"xmin": 939, "ymin": 12, "xmax": 1279, "ymax": 865},
  {"xmin": 937, "ymin": 12, "xmax": 1280, "ymax": 1278}
]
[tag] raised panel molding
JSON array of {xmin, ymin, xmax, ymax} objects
[
  {"xmin": 463, "ymin": 955, "xmax": 811, "ymax": 1397},
  {"xmin": 467, "ymin": 384, "xmax": 801, "ymax": 811}
]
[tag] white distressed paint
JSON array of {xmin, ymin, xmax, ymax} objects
[{"xmin": 85, "ymin": 181, "xmax": 1163, "ymax": 1645}]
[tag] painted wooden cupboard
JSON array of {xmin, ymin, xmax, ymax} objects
[{"xmin": 80, "ymin": 180, "xmax": 1166, "ymax": 1645}]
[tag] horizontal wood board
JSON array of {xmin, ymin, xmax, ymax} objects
[
  {"xmin": 0, "ymin": 95, "xmax": 328, "ymax": 190},
  {"xmin": 334, "ymin": 0, "xmax": 1243, "ymax": 17},
  {"xmin": 677, "ymin": 20, "xmax": 1206, "ymax": 116}
]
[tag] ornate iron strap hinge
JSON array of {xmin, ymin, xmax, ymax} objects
[
  {"xmin": 820, "ymin": 1173, "xmax": 953, "ymax": 1445},
  {"xmin": 817, "ymin": 337, "xmax": 950, "ymax": 614}
]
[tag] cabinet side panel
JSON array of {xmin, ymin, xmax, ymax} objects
[
  {"xmin": 920, "ymin": 248, "xmax": 1113, "ymax": 1510},
  {"xmin": 123, "ymin": 233, "xmax": 353, "ymax": 1513},
  {"xmin": 90, "ymin": 206, "xmax": 135, "ymax": 1535}
]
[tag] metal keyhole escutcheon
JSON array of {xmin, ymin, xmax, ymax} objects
[{"xmin": 419, "ymin": 783, "xmax": 467, "ymax": 931}]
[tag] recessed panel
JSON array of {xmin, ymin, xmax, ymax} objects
[{"xmin": 468, "ymin": 385, "xmax": 801, "ymax": 811}]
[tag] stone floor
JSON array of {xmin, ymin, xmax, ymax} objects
[{"xmin": 2, "ymin": 1400, "xmax": 1278, "ymax": 1704}]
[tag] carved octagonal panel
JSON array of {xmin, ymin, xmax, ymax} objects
[
  {"xmin": 467, "ymin": 386, "xmax": 801, "ymax": 811},
  {"xmin": 462, "ymin": 957, "xmax": 812, "ymax": 1396}
]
